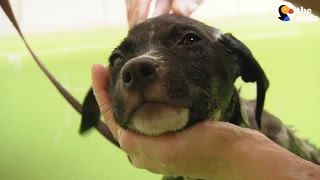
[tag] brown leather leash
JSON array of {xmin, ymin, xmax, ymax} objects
[{"xmin": 0, "ymin": 0, "xmax": 118, "ymax": 146}]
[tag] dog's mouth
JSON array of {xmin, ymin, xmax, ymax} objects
[{"xmin": 126, "ymin": 101, "xmax": 189, "ymax": 136}]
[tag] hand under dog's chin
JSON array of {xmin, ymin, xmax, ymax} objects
[{"xmin": 127, "ymin": 102, "xmax": 189, "ymax": 136}]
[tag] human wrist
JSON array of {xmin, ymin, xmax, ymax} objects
[
  {"xmin": 230, "ymin": 128, "xmax": 320, "ymax": 180},
  {"xmin": 193, "ymin": 123, "xmax": 257, "ymax": 180}
]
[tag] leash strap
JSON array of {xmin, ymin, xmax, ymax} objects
[
  {"xmin": 0, "ymin": 0, "xmax": 118, "ymax": 146},
  {"xmin": 0, "ymin": 0, "xmax": 82, "ymax": 113}
]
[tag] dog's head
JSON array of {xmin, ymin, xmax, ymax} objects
[
  {"xmin": 81, "ymin": 14, "xmax": 269, "ymax": 136},
  {"xmin": 104, "ymin": 14, "xmax": 269, "ymax": 136}
]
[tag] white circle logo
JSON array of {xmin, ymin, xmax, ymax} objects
[{"xmin": 276, "ymin": 1, "xmax": 295, "ymax": 21}]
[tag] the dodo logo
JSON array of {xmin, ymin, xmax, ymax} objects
[
  {"xmin": 278, "ymin": 2, "xmax": 295, "ymax": 21},
  {"xmin": 278, "ymin": 4, "xmax": 294, "ymax": 21},
  {"xmin": 276, "ymin": 1, "xmax": 319, "ymax": 22}
]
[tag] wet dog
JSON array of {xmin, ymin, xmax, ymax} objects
[{"xmin": 80, "ymin": 14, "xmax": 320, "ymax": 180}]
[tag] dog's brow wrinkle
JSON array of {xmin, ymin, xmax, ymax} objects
[
  {"xmin": 213, "ymin": 29, "xmax": 223, "ymax": 41},
  {"xmin": 147, "ymin": 50, "xmax": 161, "ymax": 58},
  {"xmin": 131, "ymin": 50, "xmax": 160, "ymax": 61},
  {"xmin": 148, "ymin": 22, "xmax": 155, "ymax": 39}
]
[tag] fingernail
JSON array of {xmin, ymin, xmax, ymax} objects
[
  {"xmin": 173, "ymin": 0, "xmax": 199, "ymax": 16},
  {"xmin": 117, "ymin": 128, "xmax": 123, "ymax": 139},
  {"xmin": 92, "ymin": 64, "xmax": 101, "ymax": 69},
  {"xmin": 136, "ymin": 19, "xmax": 144, "ymax": 26},
  {"xmin": 187, "ymin": 2, "xmax": 199, "ymax": 15},
  {"xmin": 117, "ymin": 128, "xmax": 124, "ymax": 147}
]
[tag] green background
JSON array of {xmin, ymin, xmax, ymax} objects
[{"xmin": 0, "ymin": 17, "xmax": 319, "ymax": 180}]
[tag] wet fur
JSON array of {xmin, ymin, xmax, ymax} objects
[{"xmin": 80, "ymin": 14, "xmax": 320, "ymax": 180}]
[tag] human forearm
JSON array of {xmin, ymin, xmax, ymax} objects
[
  {"xmin": 90, "ymin": 65, "xmax": 320, "ymax": 180},
  {"xmin": 231, "ymin": 130, "xmax": 320, "ymax": 180}
]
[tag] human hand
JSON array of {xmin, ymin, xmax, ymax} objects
[
  {"xmin": 91, "ymin": 64, "xmax": 254, "ymax": 179},
  {"xmin": 91, "ymin": 64, "xmax": 320, "ymax": 179},
  {"xmin": 125, "ymin": 0, "xmax": 203, "ymax": 28}
]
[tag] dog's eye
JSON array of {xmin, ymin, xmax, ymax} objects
[
  {"xmin": 110, "ymin": 53, "xmax": 125, "ymax": 67},
  {"xmin": 179, "ymin": 33, "xmax": 201, "ymax": 45}
]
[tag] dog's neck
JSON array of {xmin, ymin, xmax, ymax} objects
[{"xmin": 220, "ymin": 88, "xmax": 247, "ymax": 127}]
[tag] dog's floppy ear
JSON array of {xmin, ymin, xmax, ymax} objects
[
  {"xmin": 219, "ymin": 33, "xmax": 269, "ymax": 129},
  {"xmin": 80, "ymin": 88, "xmax": 120, "ymax": 147},
  {"xmin": 79, "ymin": 88, "xmax": 100, "ymax": 134}
]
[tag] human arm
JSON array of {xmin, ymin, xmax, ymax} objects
[
  {"xmin": 125, "ymin": 0, "xmax": 203, "ymax": 28},
  {"xmin": 91, "ymin": 64, "xmax": 320, "ymax": 180}
]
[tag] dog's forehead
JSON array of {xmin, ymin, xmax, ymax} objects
[
  {"xmin": 130, "ymin": 14, "xmax": 205, "ymax": 37},
  {"xmin": 116, "ymin": 14, "xmax": 220, "ymax": 54}
]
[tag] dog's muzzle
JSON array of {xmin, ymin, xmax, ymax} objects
[
  {"xmin": 118, "ymin": 56, "xmax": 189, "ymax": 136},
  {"xmin": 122, "ymin": 57, "xmax": 158, "ymax": 90}
]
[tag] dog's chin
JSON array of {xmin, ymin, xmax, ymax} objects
[{"xmin": 127, "ymin": 102, "xmax": 189, "ymax": 136}]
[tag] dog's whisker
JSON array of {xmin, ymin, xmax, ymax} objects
[
  {"xmin": 100, "ymin": 106, "xmax": 114, "ymax": 117},
  {"xmin": 100, "ymin": 103, "xmax": 122, "ymax": 121},
  {"xmin": 101, "ymin": 108, "xmax": 114, "ymax": 121},
  {"xmin": 99, "ymin": 99, "xmax": 111, "ymax": 108}
]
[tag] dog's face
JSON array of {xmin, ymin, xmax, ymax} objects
[
  {"xmin": 81, "ymin": 14, "xmax": 268, "ymax": 137},
  {"xmin": 105, "ymin": 14, "xmax": 269, "ymax": 136}
]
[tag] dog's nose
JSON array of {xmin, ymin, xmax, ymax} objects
[{"xmin": 122, "ymin": 58, "xmax": 157, "ymax": 89}]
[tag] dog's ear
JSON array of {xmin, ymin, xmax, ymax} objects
[
  {"xmin": 79, "ymin": 88, "xmax": 100, "ymax": 134},
  {"xmin": 80, "ymin": 88, "xmax": 120, "ymax": 147},
  {"xmin": 219, "ymin": 33, "xmax": 269, "ymax": 129}
]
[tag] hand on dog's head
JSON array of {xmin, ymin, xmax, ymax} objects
[{"xmin": 81, "ymin": 14, "xmax": 268, "ymax": 136}]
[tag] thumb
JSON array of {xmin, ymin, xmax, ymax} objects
[
  {"xmin": 126, "ymin": 0, "xmax": 152, "ymax": 28},
  {"xmin": 91, "ymin": 64, "xmax": 119, "ymax": 140},
  {"xmin": 172, "ymin": 0, "xmax": 202, "ymax": 16}
]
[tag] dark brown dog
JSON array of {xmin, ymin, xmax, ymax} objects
[{"xmin": 80, "ymin": 14, "xmax": 320, "ymax": 180}]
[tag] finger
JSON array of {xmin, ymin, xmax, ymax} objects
[
  {"xmin": 128, "ymin": 155, "xmax": 168, "ymax": 174},
  {"xmin": 128, "ymin": 155, "xmax": 150, "ymax": 169},
  {"xmin": 119, "ymin": 129, "xmax": 179, "ymax": 163},
  {"xmin": 172, "ymin": 0, "xmax": 203, "ymax": 16},
  {"xmin": 91, "ymin": 64, "xmax": 108, "ymax": 102},
  {"xmin": 120, "ymin": 121, "xmax": 244, "ymax": 163},
  {"xmin": 91, "ymin": 64, "xmax": 119, "ymax": 139},
  {"xmin": 152, "ymin": 0, "xmax": 172, "ymax": 17},
  {"xmin": 126, "ymin": 0, "xmax": 152, "ymax": 28},
  {"xmin": 118, "ymin": 122, "xmax": 213, "ymax": 158}
]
